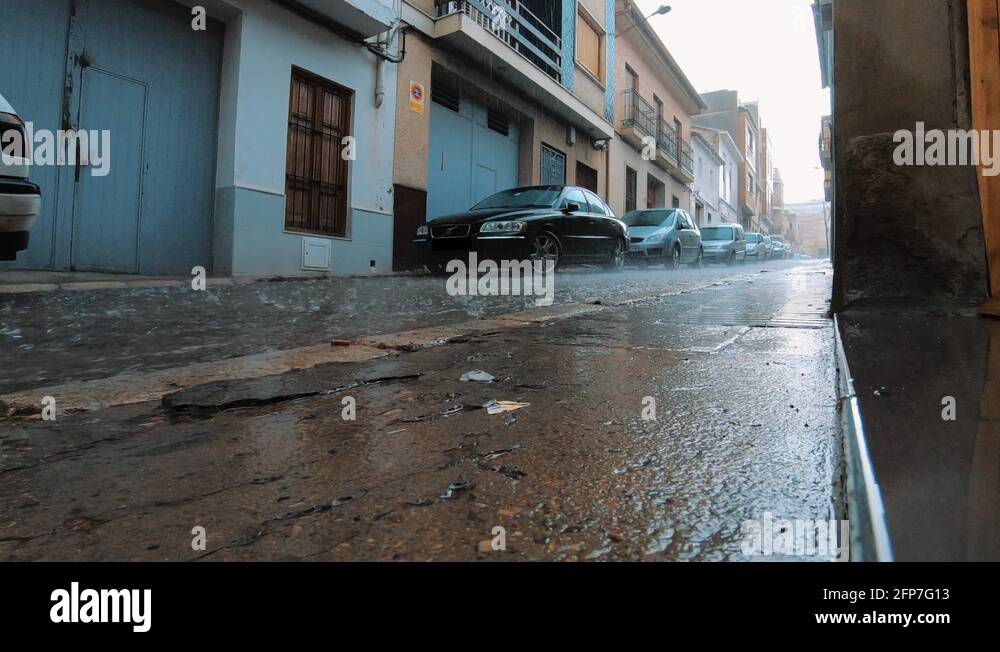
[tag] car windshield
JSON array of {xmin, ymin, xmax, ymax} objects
[
  {"xmin": 622, "ymin": 210, "xmax": 677, "ymax": 228},
  {"xmin": 701, "ymin": 227, "xmax": 734, "ymax": 241},
  {"xmin": 472, "ymin": 187, "xmax": 562, "ymax": 210}
]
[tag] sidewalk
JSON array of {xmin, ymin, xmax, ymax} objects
[
  {"xmin": 0, "ymin": 269, "xmax": 330, "ymax": 294},
  {"xmin": 839, "ymin": 302, "xmax": 1000, "ymax": 561}
]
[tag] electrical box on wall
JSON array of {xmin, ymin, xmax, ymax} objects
[
  {"xmin": 566, "ymin": 126, "xmax": 576, "ymax": 146},
  {"xmin": 302, "ymin": 237, "xmax": 331, "ymax": 271}
]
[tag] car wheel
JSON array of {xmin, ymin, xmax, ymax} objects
[
  {"xmin": 530, "ymin": 232, "xmax": 561, "ymax": 271},
  {"xmin": 727, "ymin": 251, "xmax": 737, "ymax": 266},
  {"xmin": 666, "ymin": 245, "xmax": 681, "ymax": 271},
  {"xmin": 689, "ymin": 247, "xmax": 703, "ymax": 268},
  {"xmin": 604, "ymin": 238, "xmax": 626, "ymax": 272}
]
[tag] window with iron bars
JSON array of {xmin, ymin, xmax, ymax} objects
[{"xmin": 285, "ymin": 68, "xmax": 352, "ymax": 238}]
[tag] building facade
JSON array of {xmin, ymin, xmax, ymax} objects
[
  {"xmin": 689, "ymin": 132, "xmax": 723, "ymax": 227},
  {"xmin": 692, "ymin": 90, "xmax": 761, "ymax": 231},
  {"xmin": 786, "ymin": 200, "xmax": 828, "ymax": 258},
  {"xmin": 391, "ymin": 0, "xmax": 617, "ymax": 269},
  {"xmin": 0, "ymin": 0, "xmax": 399, "ymax": 276},
  {"xmin": 607, "ymin": 0, "xmax": 704, "ymax": 217},
  {"xmin": 758, "ymin": 126, "xmax": 774, "ymax": 233},
  {"xmin": 691, "ymin": 126, "xmax": 742, "ymax": 225}
]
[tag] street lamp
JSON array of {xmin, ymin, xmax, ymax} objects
[{"xmin": 615, "ymin": 4, "xmax": 671, "ymax": 38}]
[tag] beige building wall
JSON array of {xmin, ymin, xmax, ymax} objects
[
  {"xmin": 607, "ymin": 0, "xmax": 700, "ymax": 216},
  {"xmin": 392, "ymin": 32, "xmax": 609, "ymax": 197},
  {"xmin": 608, "ymin": 141, "xmax": 691, "ymax": 215}
]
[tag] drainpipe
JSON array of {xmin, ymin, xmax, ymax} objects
[{"xmin": 375, "ymin": 57, "xmax": 385, "ymax": 109}]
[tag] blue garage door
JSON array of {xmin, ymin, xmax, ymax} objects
[
  {"xmin": 427, "ymin": 80, "xmax": 519, "ymax": 221},
  {"xmin": 0, "ymin": 0, "xmax": 223, "ymax": 274}
]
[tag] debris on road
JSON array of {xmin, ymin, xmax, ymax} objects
[
  {"xmin": 484, "ymin": 400, "xmax": 530, "ymax": 415},
  {"xmin": 440, "ymin": 481, "xmax": 474, "ymax": 499},
  {"xmin": 460, "ymin": 370, "xmax": 496, "ymax": 383}
]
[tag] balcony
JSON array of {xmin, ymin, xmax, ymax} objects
[
  {"xmin": 429, "ymin": 0, "xmax": 614, "ymax": 139},
  {"xmin": 295, "ymin": 0, "xmax": 395, "ymax": 38},
  {"xmin": 654, "ymin": 118, "xmax": 694, "ymax": 183},
  {"xmin": 437, "ymin": 0, "xmax": 562, "ymax": 83},
  {"xmin": 621, "ymin": 89, "xmax": 657, "ymax": 150}
]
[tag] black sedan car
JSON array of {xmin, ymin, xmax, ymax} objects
[{"xmin": 414, "ymin": 185, "xmax": 628, "ymax": 274}]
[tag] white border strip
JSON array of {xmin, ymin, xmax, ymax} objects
[{"xmin": 834, "ymin": 314, "xmax": 894, "ymax": 562}]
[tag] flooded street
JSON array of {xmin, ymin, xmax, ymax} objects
[{"xmin": 0, "ymin": 261, "xmax": 841, "ymax": 561}]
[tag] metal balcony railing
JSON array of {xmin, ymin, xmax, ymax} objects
[
  {"xmin": 438, "ymin": 0, "xmax": 563, "ymax": 84},
  {"xmin": 621, "ymin": 89, "xmax": 658, "ymax": 140},
  {"xmin": 679, "ymin": 137, "xmax": 693, "ymax": 176},
  {"xmin": 658, "ymin": 118, "xmax": 677, "ymax": 160}
]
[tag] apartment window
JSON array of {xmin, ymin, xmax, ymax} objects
[
  {"xmin": 285, "ymin": 68, "xmax": 352, "ymax": 237},
  {"xmin": 747, "ymin": 172, "xmax": 754, "ymax": 193},
  {"xmin": 626, "ymin": 65, "xmax": 638, "ymax": 92},
  {"xmin": 541, "ymin": 144, "xmax": 567, "ymax": 185},
  {"xmin": 576, "ymin": 7, "xmax": 604, "ymax": 81},
  {"xmin": 625, "ymin": 166, "xmax": 637, "ymax": 213},
  {"xmin": 646, "ymin": 174, "xmax": 664, "ymax": 208}
]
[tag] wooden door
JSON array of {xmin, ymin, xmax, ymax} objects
[{"xmin": 969, "ymin": 0, "xmax": 1000, "ymax": 313}]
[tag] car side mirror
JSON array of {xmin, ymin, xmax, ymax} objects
[{"xmin": 562, "ymin": 202, "xmax": 580, "ymax": 214}]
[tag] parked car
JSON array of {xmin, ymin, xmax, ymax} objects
[
  {"xmin": 761, "ymin": 234, "xmax": 774, "ymax": 259},
  {"xmin": 771, "ymin": 236, "xmax": 788, "ymax": 259},
  {"xmin": 745, "ymin": 232, "xmax": 767, "ymax": 260},
  {"xmin": 700, "ymin": 224, "xmax": 746, "ymax": 265},
  {"xmin": 414, "ymin": 185, "xmax": 628, "ymax": 274},
  {"xmin": 622, "ymin": 208, "xmax": 702, "ymax": 269},
  {"xmin": 0, "ymin": 92, "xmax": 40, "ymax": 261}
]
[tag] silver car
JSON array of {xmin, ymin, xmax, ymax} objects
[
  {"xmin": 701, "ymin": 224, "xmax": 747, "ymax": 265},
  {"xmin": 623, "ymin": 208, "xmax": 703, "ymax": 269},
  {"xmin": 745, "ymin": 232, "xmax": 767, "ymax": 260}
]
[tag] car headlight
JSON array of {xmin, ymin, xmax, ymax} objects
[
  {"xmin": 480, "ymin": 221, "xmax": 527, "ymax": 234},
  {"xmin": 646, "ymin": 233, "xmax": 666, "ymax": 244},
  {"xmin": 416, "ymin": 225, "xmax": 429, "ymax": 238}
]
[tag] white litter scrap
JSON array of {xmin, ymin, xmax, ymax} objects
[
  {"xmin": 460, "ymin": 370, "xmax": 496, "ymax": 383},
  {"xmin": 484, "ymin": 400, "xmax": 530, "ymax": 415}
]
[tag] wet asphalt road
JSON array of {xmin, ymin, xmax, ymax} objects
[
  {"xmin": 2, "ymin": 259, "xmax": 810, "ymax": 394},
  {"xmin": 0, "ymin": 259, "xmax": 842, "ymax": 561}
]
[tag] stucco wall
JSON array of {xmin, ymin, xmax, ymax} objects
[
  {"xmin": 691, "ymin": 135, "xmax": 721, "ymax": 220},
  {"xmin": 608, "ymin": 140, "xmax": 691, "ymax": 216},
  {"xmin": 613, "ymin": 21, "xmax": 693, "ymax": 143},
  {"xmin": 212, "ymin": 0, "xmax": 397, "ymax": 276},
  {"xmin": 833, "ymin": 0, "xmax": 988, "ymax": 307},
  {"xmin": 391, "ymin": 31, "xmax": 609, "ymax": 199}
]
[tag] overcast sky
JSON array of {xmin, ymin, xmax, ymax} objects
[{"xmin": 638, "ymin": 0, "xmax": 830, "ymax": 203}]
